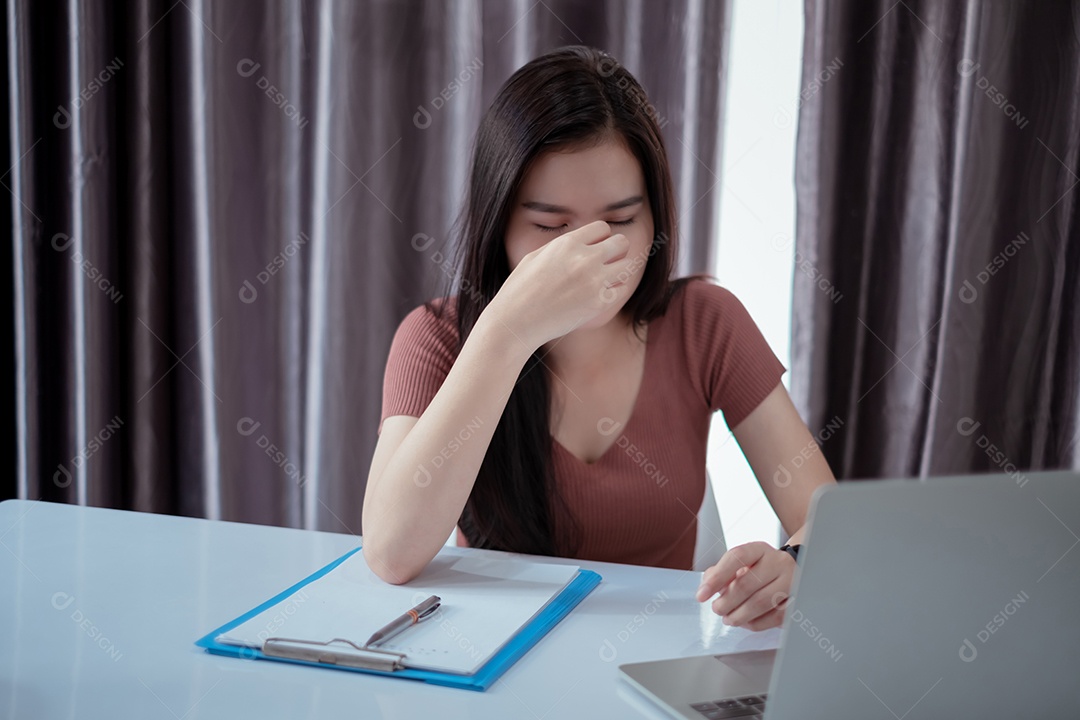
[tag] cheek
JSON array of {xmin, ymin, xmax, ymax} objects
[
  {"xmin": 627, "ymin": 225, "xmax": 652, "ymax": 259},
  {"xmin": 504, "ymin": 236, "xmax": 529, "ymax": 270},
  {"xmin": 505, "ymin": 232, "xmax": 549, "ymax": 270},
  {"xmin": 624, "ymin": 220, "xmax": 655, "ymax": 270}
]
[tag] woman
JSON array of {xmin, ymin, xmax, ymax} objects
[{"xmin": 363, "ymin": 46, "xmax": 836, "ymax": 630}]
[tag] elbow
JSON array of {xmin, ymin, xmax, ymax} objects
[{"xmin": 362, "ymin": 540, "xmax": 423, "ymax": 585}]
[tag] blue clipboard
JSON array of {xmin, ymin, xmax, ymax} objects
[{"xmin": 194, "ymin": 546, "xmax": 602, "ymax": 691}]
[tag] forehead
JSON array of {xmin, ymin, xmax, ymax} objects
[{"xmin": 516, "ymin": 138, "xmax": 644, "ymax": 210}]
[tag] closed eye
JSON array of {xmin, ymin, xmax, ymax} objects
[{"xmin": 535, "ymin": 218, "xmax": 635, "ymax": 233}]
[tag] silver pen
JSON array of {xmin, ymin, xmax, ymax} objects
[{"xmin": 364, "ymin": 595, "xmax": 441, "ymax": 647}]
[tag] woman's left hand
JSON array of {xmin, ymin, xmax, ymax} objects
[{"xmin": 696, "ymin": 541, "xmax": 796, "ymax": 630}]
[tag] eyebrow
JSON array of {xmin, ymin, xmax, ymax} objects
[{"xmin": 521, "ymin": 195, "xmax": 644, "ymax": 214}]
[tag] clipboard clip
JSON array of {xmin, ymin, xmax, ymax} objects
[{"xmin": 263, "ymin": 636, "xmax": 407, "ymax": 672}]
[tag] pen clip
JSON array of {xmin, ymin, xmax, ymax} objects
[{"xmin": 416, "ymin": 602, "xmax": 441, "ymax": 622}]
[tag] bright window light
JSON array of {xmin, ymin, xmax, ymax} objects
[{"xmin": 708, "ymin": 0, "xmax": 803, "ymax": 551}]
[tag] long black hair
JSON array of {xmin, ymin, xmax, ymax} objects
[{"xmin": 434, "ymin": 45, "xmax": 690, "ymax": 556}]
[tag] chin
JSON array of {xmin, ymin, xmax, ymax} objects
[{"xmin": 581, "ymin": 299, "xmax": 632, "ymax": 330}]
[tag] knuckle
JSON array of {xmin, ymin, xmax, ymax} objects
[{"xmin": 569, "ymin": 253, "xmax": 591, "ymax": 275}]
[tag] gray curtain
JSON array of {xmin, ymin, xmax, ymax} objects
[
  {"xmin": 8, "ymin": 0, "xmax": 732, "ymax": 531},
  {"xmin": 793, "ymin": 0, "xmax": 1080, "ymax": 480}
]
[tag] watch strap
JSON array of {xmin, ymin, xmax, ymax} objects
[{"xmin": 779, "ymin": 544, "xmax": 801, "ymax": 562}]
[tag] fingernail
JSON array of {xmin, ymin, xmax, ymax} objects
[{"xmin": 736, "ymin": 566, "xmax": 748, "ymax": 578}]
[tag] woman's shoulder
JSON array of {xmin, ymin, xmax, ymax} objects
[
  {"xmin": 382, "ymin": 298, "xmax": 463, "ymax": 424},
  {"xmin": 388, "ymin": 297, "xmax": 464, "ymax": 369},
  {"xmin": 661, "ymin": 277, "xmax": 770, "ymax": 363},
  {"xmin": 665, "ymin": 277, "xmax": 747, "ymax": 325},
  {"xmin": 661, "ymin": 278, "xmax": 785, "ymax": 419},
  {"xmin": 396, "ymin": 296, "xmax": 460, "ymax": 337}
]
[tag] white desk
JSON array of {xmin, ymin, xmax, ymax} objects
[{"xmin": 0, "ymin": 500, "xmax": 778, "ymax": 719}]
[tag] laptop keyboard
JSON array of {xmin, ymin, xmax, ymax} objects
[{"xmin": 690, "ymin": 694, "xmax": 767, "ymax": 718}]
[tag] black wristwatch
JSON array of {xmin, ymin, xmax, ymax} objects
[{"xmin": 779, "ymin": 544, "xmax": 801, "ymax": 562}]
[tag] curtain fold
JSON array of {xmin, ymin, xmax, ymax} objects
[
  {"xmin": 793, "ymin": 0, "xmax": 1080, "ymax": 480},
  {"xmin": 8, "ymin": 0, "xmax": 733, "ymax": 531}
]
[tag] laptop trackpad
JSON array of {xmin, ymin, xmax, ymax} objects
[
  {"xmin": 620, "ymin": 649, "xmax": 776, "ymax": 715},
  {"xmin": 712, "ymin": 650, "xmax": 776, "ymax": 685}
]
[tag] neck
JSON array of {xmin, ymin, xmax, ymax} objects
[{"xmin": 543, "ymin": 310, "xmax": 642, "ymax": 376}]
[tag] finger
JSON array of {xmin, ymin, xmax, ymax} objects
[
  {"xmin": 744, "ymin": 603, "xmax": 787, "ymax": 632},
  {"xmin": 723, "ymin": 576, "xmax": 790, "ymax": 628},
  {"xmin": 700, "ymin": 542, "xmax": 770, "ymax": 590},
  {"xmin": 696, "ymin": 543, "xmax": 770, "ymax": 601},
  {"xmin": 595, "ymin": 233, "xmax": 630, "ymax": 265},
  {"xmin": 710, "ymin": 563, "xmax": 774, "ymax": 617},
  {"xmin": 571, "ymin": 220, "xmax": 613, "ymax": 245},
  {"xmin": 601, "ymin": 260, "xmax": 640, "ymax": 297},
  {"xmin": 598, "ymin": 273, "xmax": 629, "ymax": 307}
]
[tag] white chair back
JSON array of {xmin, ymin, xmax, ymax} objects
[{"xmin": 693, "ymin": 474, "xmax": 727, "ymax": 571}]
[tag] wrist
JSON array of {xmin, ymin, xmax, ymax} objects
[
  {"xmin": 472, "ymin": 305, "xmax": 539, "ymax": 364},
  {"xmin": 779, "ymin": 544, "xmax": 801, "ymax": 563}
]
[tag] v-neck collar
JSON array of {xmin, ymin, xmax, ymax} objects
[{"xmin": 551, "ymin": 315, "xmax": 659, "ymax": 466}]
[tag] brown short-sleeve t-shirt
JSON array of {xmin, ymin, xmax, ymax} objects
[{"xmin": 379, "ymin": 279, "xmax": 786, "ymax": 569}]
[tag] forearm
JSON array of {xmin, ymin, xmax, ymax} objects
[
  {"xmin": 732, "ymin": 385, "xmax": 837, "ymax": 539},
  {"xmin": 785, "ymin": 524, "xmax": 809, "ymax": 546},
  {"xmin": 363, "ymin": 310, "xmax": 535, "ymax": 583}
]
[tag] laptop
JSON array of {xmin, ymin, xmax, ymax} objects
[{"xmin": 619, "ymin": 471, "xmax": 1080, "ymax": 719}]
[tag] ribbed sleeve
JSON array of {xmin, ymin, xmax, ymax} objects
[
  {"xmin": 379, "ymin": 301, "xmax": 459, "ymax": 432},
  {"xmin": 681, "ymin": 281, "xmax": 786, "ymax": 429}
]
